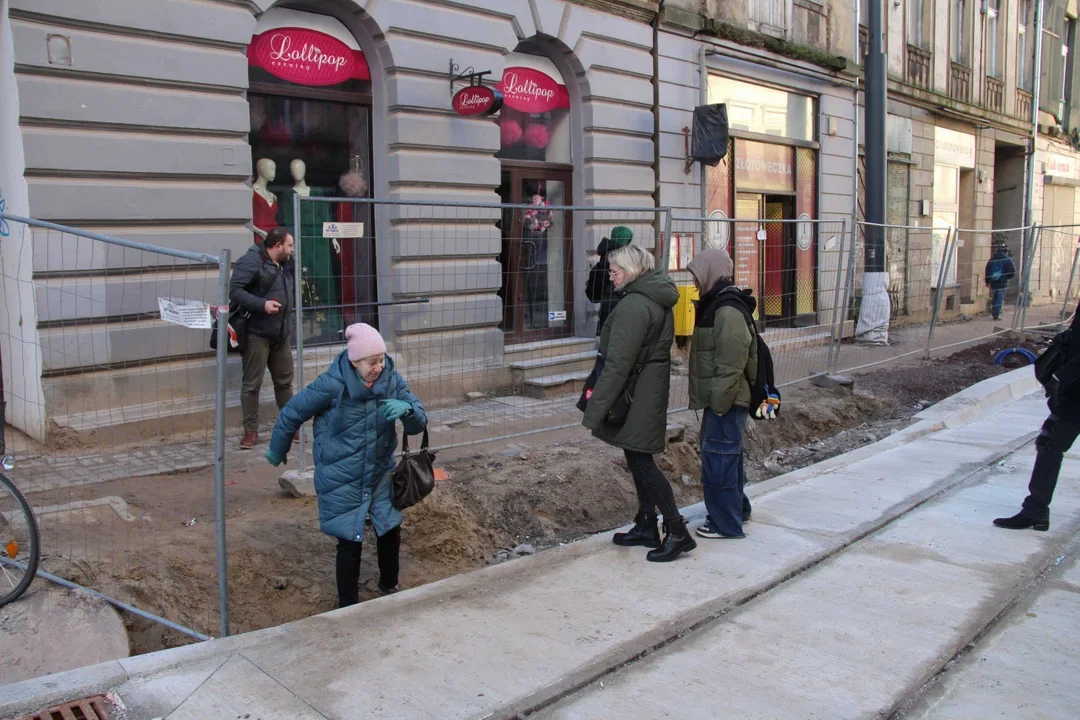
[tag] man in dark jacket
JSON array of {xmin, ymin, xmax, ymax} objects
[
  {"xmin": 585, "ymin": 226, "xmax": 633, "ymax": 335},
  {"xmin": 230, "ymin": 226, "xmax": 296, "ymax": 449},
  {"xmin": 995, "ymin": 302, "xmax": 1080, "ymax": 531},
  {"xmin": 984, "ymin": 243, "xmax": 1016, "ymax": 321},
  {"xmin": 687, "ymin": 248, "xmax": 757, "ymax": 539}
]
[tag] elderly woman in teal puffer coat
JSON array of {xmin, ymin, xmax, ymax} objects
[{"xmin": 265, "ymin": 323, "xmax": 426, "ymax": 607}]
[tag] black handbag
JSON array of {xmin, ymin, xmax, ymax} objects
[
  {"xmin": 210, "ymin": 306, "xmax": 250, "ymax": 353},
  {"xmin": 391, "ymin": 429, "xmax": 437, "ymax": 510},
  {"xmin": 578, "ymin": 325, "xmax": 664, "ymax": 428}
]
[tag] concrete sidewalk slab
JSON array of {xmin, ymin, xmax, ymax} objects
[
  {"xmin": 540, "ymin": 444, "xmax": 1080, "ymax": 719},
  {"xmin": 906, "ymin": 552, "xmax": 1080, "ymax": 719},
  {"xmin": 0, "ymin": 366, "xmax": 1050, "ymax": 720}
]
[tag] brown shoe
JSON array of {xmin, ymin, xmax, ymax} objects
[
  {"xmin": 239, "ymin": 431, "xmax": 258, "ymax": 450},
  {"xmin": 294, "ymin": 432, "xmax": 300, "ymax": 442}
]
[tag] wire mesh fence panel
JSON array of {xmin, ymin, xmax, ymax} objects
[
  {"xmin": 1018, "ymin": 225, "xmax": 1080, "ymax": 330},
  {"xmin": 668, "ymin": 215, "xmax": 850, "ymax": 390},
  {"xmin": 0, "ymin": 214, "xmax": 225, "ymax": 642},
  {"xmin": 832, "ymin": 223, "xmax": 947, "ymax": 373},
  {"xmin": 289, "ymin": 197, "xmax": 671, "ymax": 459}
]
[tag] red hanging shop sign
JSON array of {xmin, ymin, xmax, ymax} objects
[
  {"xmin": 496, "ymin": 66, "xmax": 570, "ymax": 113},
  {"xmin": 452, "ymin": 85, "xmax": 504, "ymax": 116},
  {"xmin": 248, "ymin": 28, "xmax": 370, "ymax": 86}
]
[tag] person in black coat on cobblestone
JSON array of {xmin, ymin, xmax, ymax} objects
[{"xmin": 995, "ymin": 301, "xmax": 1080, "ymax": 531}]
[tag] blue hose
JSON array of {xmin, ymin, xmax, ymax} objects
[{"xmin": 993, "ymin": 347, "xmax": 1038, "ymax": 366}]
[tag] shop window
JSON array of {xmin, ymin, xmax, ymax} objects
[{"xmin": 708, "ymin": 75, "xmax": 814, "ymax": 142}]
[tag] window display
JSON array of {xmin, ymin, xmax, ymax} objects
[{"xmin": 249, "ymin": 94, "xmax": 375, "ymax": 344}]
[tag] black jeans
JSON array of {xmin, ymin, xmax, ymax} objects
[
  {"xmin": 1022, "ymin": 413, "xmax": 1080, "ymax": 520},
  {"xmin": 624, "ymin": 450, "xmax": 683, "ymax": 531},
  {"xmin": 335, "ymin": 526, "xmax": 401, "ymax": 608}
]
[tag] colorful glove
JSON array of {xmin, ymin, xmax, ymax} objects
[
  {"xmin": 756, "ymin": 392, "xmax": 780, "ymax": 420},
  {"xmin": 265, "ymin": 449, "xmax": 286, "ymax": 467},
  {"xmin": 379, "ymin": 399, "xmax": 413, "ymax": 422}
]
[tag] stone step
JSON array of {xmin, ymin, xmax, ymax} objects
[
  {"xmin": 510, "ymin": 351, "xmax": 598, "ymax": 383},
  {"xmin": 521, "ymin": 369, "xmax": 592, "ymax": 399},
  {"xmin": 505, "ymin": 336, "xmax": 597, "ymax": 364}
]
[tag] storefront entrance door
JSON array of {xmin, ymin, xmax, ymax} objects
[
  {"xmin": 736, "ymin": 193, "xmax": 797, "ymax": 326},
  {"xmin": 498, "ymin": 168, "xmax": 573, "ymax": 342}
]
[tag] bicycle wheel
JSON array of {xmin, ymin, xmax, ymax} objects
[{"xmin": 0, "ymin": 472, "xmax": 39, "ymax": 606}]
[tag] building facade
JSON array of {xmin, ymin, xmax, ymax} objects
[{"xmin": 1, "ymin": 0, "xmax": 1077, "ymax": 442}]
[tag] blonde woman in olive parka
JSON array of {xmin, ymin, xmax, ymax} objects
[
  {"xmin": 687, "ymin": 248, "xmax": 758, "ymax": 540},
  {"xmin": 582, "ymin": 245, "xmax": 696, "ymax": 563}
]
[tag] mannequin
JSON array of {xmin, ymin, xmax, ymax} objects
[
  {"xmin": 278, "ymin": 158, "xmax": 341, "ymax": 337},
  {"xmin": 251, "ymin": 158, "xmax": 278, "ymax": 242}
]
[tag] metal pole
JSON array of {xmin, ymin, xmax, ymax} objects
[
  {"xmin": 661, "ymin": 209, "xmax": 673, "ymax": 274},
  {"xmin": 826, "ymin": 217, "xmax": 850, "ymax": 372},
  {"xmin": 1060, "ymin": 239, "xmax": 1080, "ymax": 322},
  {"xmin": 1011, "ymin": 225, "xmax": 1034, "ymax": 329},
  {"xmin": 832, "ymin": 216, "xmax": 860, "ymax": 373},
  {"xmin": 1020, "ymin": 225, "xmax": 1042, "ymax": 330},
  {"xmin": 214, "ymin": 249, "xmax": 231, "ymax": 638},
  {"xmin": 863, "ymin": 0, "xmax": 886, "ymax": 265},
  {"xmin": 851, "ymin": 0, "xmax": 861, "ymax": 228},
  {"xmin": 926, "ymin": 228, "xmax": 956, "ymax": 358},
  {"xmin": 293, "ymin": 193, "xmax": 306, "ymax": 474},
  {"xmin": 698, "ymin": 45, "xmax": 709, "ymax": 222},
  {"xmin": 1022, "ymin": 0, "xmax": 1045, "ymax": 233}
]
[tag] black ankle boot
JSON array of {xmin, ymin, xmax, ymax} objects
[
  {"xmin": 613, "ymin": 513, "xmax": 661, "ymax": 548},
  {"xmin": 646, "ymin": 519, "xmax": 697, "ymax": 562},
  {"xmin": 993, "ymin": 511, "xmax": 1049, "ymax": 531}
]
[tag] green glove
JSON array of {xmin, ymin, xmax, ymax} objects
[
  {"xmin": 379, "ymin": 399, "xmax": 413, "ymax": 422},
  {"xmin": 265, "ymin": 449, "xmax": 285, "ymax": 467}
]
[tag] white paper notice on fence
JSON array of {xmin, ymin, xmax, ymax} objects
[
  {"xmin": 158, "ymin": 297, "xmax": 212, "ymax": 329},
  {"xmin": 322, "ymin": 222, "xmax": 364, "ymax": 238}
]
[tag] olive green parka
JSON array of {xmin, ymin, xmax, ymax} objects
[{"xmin": 583, "ymin": 270, "xmax": 678, "ymax": 455}]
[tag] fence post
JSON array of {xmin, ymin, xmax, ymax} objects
[
  {"xmin": 1019, "ymin": 225, "xmax": 1042, "ymax": 330},
  {"xmin": 830, "ymin": 216, "xmax": 860, "ymax": 373},
  {"xmin": 925, "ymin": 227, "xmax": 955, "ymax": 359},
  {"xmin": 826, "ymin": 217, "xmax": 849, "ymax": 373},
  {"xmin": 293, "ymin": 193, "xmax": 306, "ymax": 474},
  {"xmin": 1061, "ymin": 239, "xmax": 1080, "ymax": 322},
  {"xmin": 661, "ymin": 208, "xmax": 673, "ymax": 274},
  {"xmin": 1013, "ymin": 225, "xmax": 1037, "ymax": 330},
  {"xmin": 215, "ymin": 248, "xmax": 231, "ymax": 638}
]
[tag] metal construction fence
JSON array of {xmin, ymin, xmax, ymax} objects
[
  {"xmin": 288, "ymin": 196, "xmax": 677, "ymax": 470},
  {"xmin": 0, "ymin": 213, "xmax": 231, "ymax": 641},
  {"xmin": 1, "ymin": 202, "xmax": 1077, "ymax": 649}
]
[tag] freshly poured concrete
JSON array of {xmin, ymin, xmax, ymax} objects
[{"xmin": 1, "ymin": 368, "xmax": 1072, "ymax": 720}]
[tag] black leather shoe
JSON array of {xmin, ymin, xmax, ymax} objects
[
  {"xmin": 613, "ymin": 513, "xmax": 661, "ymax": 548},
  {"xmin": 993, "ymin": 512, "xmax": 1049, "ymax": 531},
  {"xmin": 646, "ymin": 520, "xmax": 697, "ymax": 562}
]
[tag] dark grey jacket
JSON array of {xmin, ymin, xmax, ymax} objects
[{"xmin": 229, "ymin": 242, "xmax": 295, "ymax": 341}]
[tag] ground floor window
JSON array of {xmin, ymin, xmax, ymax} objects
[{"xmin": 249, "ymin": 93, "xmax": 376, "ymax": 344}]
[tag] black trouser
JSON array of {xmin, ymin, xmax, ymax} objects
[
  {"xmin": 335, "ymin": 526, "xmax": 401, "ymax": 608},
  {"xmin": 624, "ymin": 450, "xmax": 684, "ymax": 532},
  {"xmin": 1022, "ymin": 413, "xmax": 1080, "ymax": 520}
]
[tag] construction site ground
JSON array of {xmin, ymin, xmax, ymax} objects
[{"xmin": 0, "ymin": 331, "xmax": 1044, "ymax": 660}]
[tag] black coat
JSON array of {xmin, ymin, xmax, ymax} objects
[
  {"xmin": 586, "ymin": 251, "xmax": 620, "ymax": 334},
  {"xmin": 229, "ymin": 242, "xmax": 295, "ymax": 341}
]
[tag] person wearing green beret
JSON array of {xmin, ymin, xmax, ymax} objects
[{"xmin": 586, "ymin": 226, "xmax": 634, "ymax": 335}]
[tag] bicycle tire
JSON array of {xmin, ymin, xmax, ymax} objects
[{"xmin": 0, "ymin": 472, "xmax": 39, "ymax": 606}]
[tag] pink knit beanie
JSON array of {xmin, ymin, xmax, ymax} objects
[{"xmin": 345, "ymin": 323, "xmax": 386, "ymax": 362}]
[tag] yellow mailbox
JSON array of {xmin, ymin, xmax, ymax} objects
[{"xmin": 674, "ymin": 284, "xmax": 699, "ymax": 337}]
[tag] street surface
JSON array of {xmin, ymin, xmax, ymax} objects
[{"xmin": 2, "ymin": 367, "xmax": 1078, "ymax": 720}]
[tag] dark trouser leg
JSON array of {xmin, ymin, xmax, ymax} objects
[
  {"xmin": 1022, "ymin": 414, "xmax": 1080, "ymax": 520},
  {"xmin": 240, "ymin": 334, "xmax": 271, "ymax": 432},
  {"xmin": 335, "ymin": 537, "xmax": 364, "ymax": 608},
  {"xmin": 700, "ymin": 407, "xmax": 749, "ymax": 537},
  {"xmin": 376, "ymin": 526, "xmax": 401, "ymax": 590},
  {"xmin": 266, "ymin": 337, "xmax": 295, "ymax": 410},
  {"xmin": 629, "ymin": 464, "xmax": 655, "ymax": 517},
  {"xmin": 992, "ymin": 288, "xmax": 1006, "ymax": 319},
  {"xmin": 624, "ymin": 450, "xmax": 683, "ymax": 532}
]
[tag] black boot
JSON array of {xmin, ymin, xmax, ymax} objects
[
  {"xmin": 993, "ymin": 511, "xmax": 1049, "ymax": 531},
  {"xmin": 646, "ymin": 518, "xmax": 697, "ymax": 562},
  {"xmin": 613, "ymin": 513, "xmax": 661, "ymax": 548}
]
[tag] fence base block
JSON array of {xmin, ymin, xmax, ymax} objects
[
  {"xmin": 810, "ymin": 373, "xmax": 856, "ymax": 390},
  {"xmin": 279, "ymin": 469, "xmax": 316, "ymax": 498}
]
